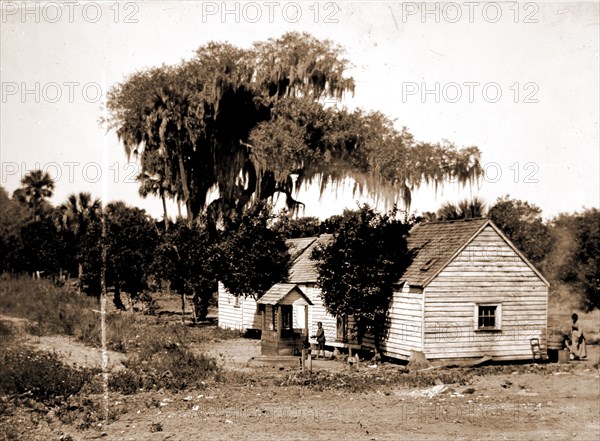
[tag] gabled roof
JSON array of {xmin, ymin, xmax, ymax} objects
[
  {"xmin": 257, "ymin": 283, "xmax": 313, "ymax": 305},
  {"xmin": 286, "ymin": 237, "xmax": 317, "ymax": 263},
  {"xmin": 279, "ymin": 219, "xmax": 549, "ymax": 289},
  {"xmin": 400, "ymin": 218, "xmax": 550, "ymax": 287},
  {"xmin": 287, "ymin": 234, "xmax": 332, "ymax": 284}
]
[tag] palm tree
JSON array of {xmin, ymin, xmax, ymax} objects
[
  {"xmin": 435, "ymin": 197, "xmax": 487, "ymax": 221},
  {"xmin": 18, "ymin": 170, "xmax": 55, "ymax": 221},
  {"xmin": 436, "ymin": 202, "xmax": 462, "ymax": 221},
  {"xmin": 59, "ymin": 192, "xmax": 101, "ymax": 289},
  {"xmin": 136, "ymin": 149, "xmax": 175, "ymax": 231},
  {"xmin": 457, "ymin": 197, "xmax": 487, "ymax": 219}
]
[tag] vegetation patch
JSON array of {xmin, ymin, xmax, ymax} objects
[
  {"xmin": 0, "ymin": 277, "xmax": 98, "ymax": 337},
  {"xmin": 278, "ymin": 367, "xmax": 473, "ymax": 393},
  {"xmin": 110, "ymin": 346, "xmax": 219, "ymax": 394},
  {"xmin": 0, "ymin": 319, "xmax": 14, "ymax": 346},
  {"xmin": 106, "ymin": 324, "xmax": 221, "ymax": 394},
  {"xmin": 0, "ymin": 348, "xmax": 97, "ymax": 407}
]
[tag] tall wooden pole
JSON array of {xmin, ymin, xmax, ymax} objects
[{"xmin": 100, "ymin": 72, "xmax": 109, "ymax": 423}]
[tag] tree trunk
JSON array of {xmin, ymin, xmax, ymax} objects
[
  {"xmin": 193, "ymin": 290, "xmax": 210, "ymax": 322},
  {"xmin": 190, "ymin": 288, "xmax": 198, "ymax": 325},
  {"xmin": 113, "ymin": 285, "xmax": 126, "ymax": 311},
  {"xmin": 181, "ymin": 293, "xmax": 186, "ymax": 324},
  {"xmin": 78, "ymin": 263, "xmax": 84, "ymax": 293},
  {"xmin": 161, "ymin": 192, "xmax": 169, "ymax": 231},
  {"xmin": 177, "ymin": 154, "xmax": 193, "ymax": 226}
]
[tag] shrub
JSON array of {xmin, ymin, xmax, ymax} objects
[
  {"xmin": 111, "ymin": 346, "xmax": 219, "ymax": 393},
  {"xmin": 108, "ymin": 369, "xmax": 145, "ymax": 395},
  {"xmin": 278, "ymin": 367, "xmax": 472, "ymax": 393},
  {"xmin": 0, "ymin": 349, "xmax": 94, "ymax": 406}
]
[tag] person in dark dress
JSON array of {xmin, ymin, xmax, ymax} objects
[{"xmin": 312, "ymin": 322, "xmax": 326, "ymax": 359}]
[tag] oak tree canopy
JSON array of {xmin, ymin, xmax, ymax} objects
[{"xmin": 107, "ymin": 32, "xmax": 482, "ymax": 224}]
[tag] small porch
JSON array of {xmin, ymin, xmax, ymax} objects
[{"xmin": 257, "ymin": 284, "xmax": 313, "ymax": 356}]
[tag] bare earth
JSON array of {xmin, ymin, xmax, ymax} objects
[
  {"xmin": 6, "ymin": 331, "xmax": 599, "ymax": 441},
  {"xmin": 2, "ymin": 296, "xmax": 599, "ymax": 441}
]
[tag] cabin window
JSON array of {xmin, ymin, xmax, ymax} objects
[
  {"xmin": 233, "ymin": 294, "xmax": 241, "ymax": 308},
  {"xmin": 475, "ymin": 304, "xmax": 502, "ymax": 330}
]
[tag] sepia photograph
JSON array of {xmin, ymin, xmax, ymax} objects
[{"xmin": 1, "ymin": 1, "xmax": 598, "ymax": 440}]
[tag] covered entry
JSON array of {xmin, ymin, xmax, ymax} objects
[{"xmin": 257, "ymin": 283, "xmax": 313, "ymax": 356}]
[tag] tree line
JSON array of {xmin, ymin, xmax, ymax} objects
[
  {"xmin": 0, "ymin": 170, "xmax": 596, "ymax": 344},
  {"xmin": 0, "ymin": 173, "xmax": 289, "ymax": 322}
]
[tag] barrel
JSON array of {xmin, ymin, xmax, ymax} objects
[
  {"xmin": 547, "ymin": 335, "xmax": 564, "ymax": 350},
  {"xmin": 547, "ymin": 334, "xmax": 565, "ymax": 363}
]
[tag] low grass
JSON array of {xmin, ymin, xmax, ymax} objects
[
  {"xmin": 0, "ymin": 276, "xmax": 100, "ymax": 337},
  {"xmin": 0, "ymin": 276, "xmax": 226, "ymax": 397},
  {"xmin": 278, "ymin": 367, "xmax": 474, "ymax": 393},
  {"xmin": 0, "ymin": 347, "xmax": 99, "ymax": 406},
  {"xmin": 107, "ymin": 321, "xmax": 221, "ymax": 394},
  {"xmin": 0, "ymin": 276, "xmax": 241, "ymax": 351}
]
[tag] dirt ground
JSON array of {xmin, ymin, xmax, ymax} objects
[{"xmin": 2, "ymin": 295, "xmax": 599, "ymax": 441}]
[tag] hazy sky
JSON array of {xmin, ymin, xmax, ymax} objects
[{"xmin": 1, "ymin": 1, "xmax": 598, "ymax": 220}]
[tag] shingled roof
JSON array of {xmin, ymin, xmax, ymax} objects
[
  {"xmin": 286, "ymin": 237, "xmax": 317, "ymax": 263},
  {"xmin": 279, "ymin": 218, "xmax": 547, "ymax": 290},
  {"xmin": 287, "ymin": 234, "xmax": 332, "ymax": 284},
  {"xmin": 283, "ymin": 222, "xmax": 489, "ymax": 286},
  {"xmin": 400, "ymin": 218, "xmax": 489, "ymax": 287},
  {"xmin": 257, "ymin": 283, "xmax": 313, "ymax": 305}
]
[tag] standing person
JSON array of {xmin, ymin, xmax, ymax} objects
[
  {"xmin": 568, "ymin": 313, "xmax": 587, "ymax": 360},
  {"xmin": 312, "ymin": 322, "xmax": 326, "ymax": 359}
]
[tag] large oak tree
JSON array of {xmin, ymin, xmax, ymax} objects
[{"xmin": 107, "ymin": 32, "xmax": 482, "ymax": 225}]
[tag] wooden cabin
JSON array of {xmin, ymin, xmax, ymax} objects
[
  {"xmin": 218, "ymin": 219, "xmax": 549, "ymax": 361},
  {"xmin": 378, "ymin": 218, "xmax": 550, "ymax": 361}
]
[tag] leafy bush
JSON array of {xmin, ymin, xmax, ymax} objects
[
  {"xmin": 152, "ymin": 221, "xmax": 218, "ymax": 322},
  {"xmin": 312, "ymin": 205, "xmax": 412, "ymax": 349},
  {"xmin": 108, "ymin": 369, "xmax": 145, "ymax": 395},
  {"xmin": 0, "ymin": 349, "xmax": 94, "ymax": 406},
  {"xmin": 217, "ymin": 202, "xmax": 290, "ymax": 300},
  {"xmin": 106, "ymin": 322, "xmax": 219, "ymax": 393},
  {"xmin": 111, "ymin": 346, "xmax": 218, "ymax": 393}
]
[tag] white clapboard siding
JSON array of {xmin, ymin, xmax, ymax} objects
[
  {"xmin": 242, "ymin": 296, "xmax": 261, "ymax": 330},
  {"xmin": 217, "ymin": 282, "xmax": 261, "ymax": 330},
  {"xmin": 300, "ymin": 284, "xmax": 338, "ymax": 345},
  {"xmin": 423, "ymin": 225, "xmax": 548, "ymax": 360},
  {"xmin": 378, "ymin": 284, "xmax": 424, "ymax": 360},
  {"xmin": 217, "ymin": 282, "xmax": 244, "ymax": 331}
]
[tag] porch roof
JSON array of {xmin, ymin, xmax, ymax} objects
[{"xmin": 257, "ymin": 283, "xmax": 313, "ymax": 306}]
